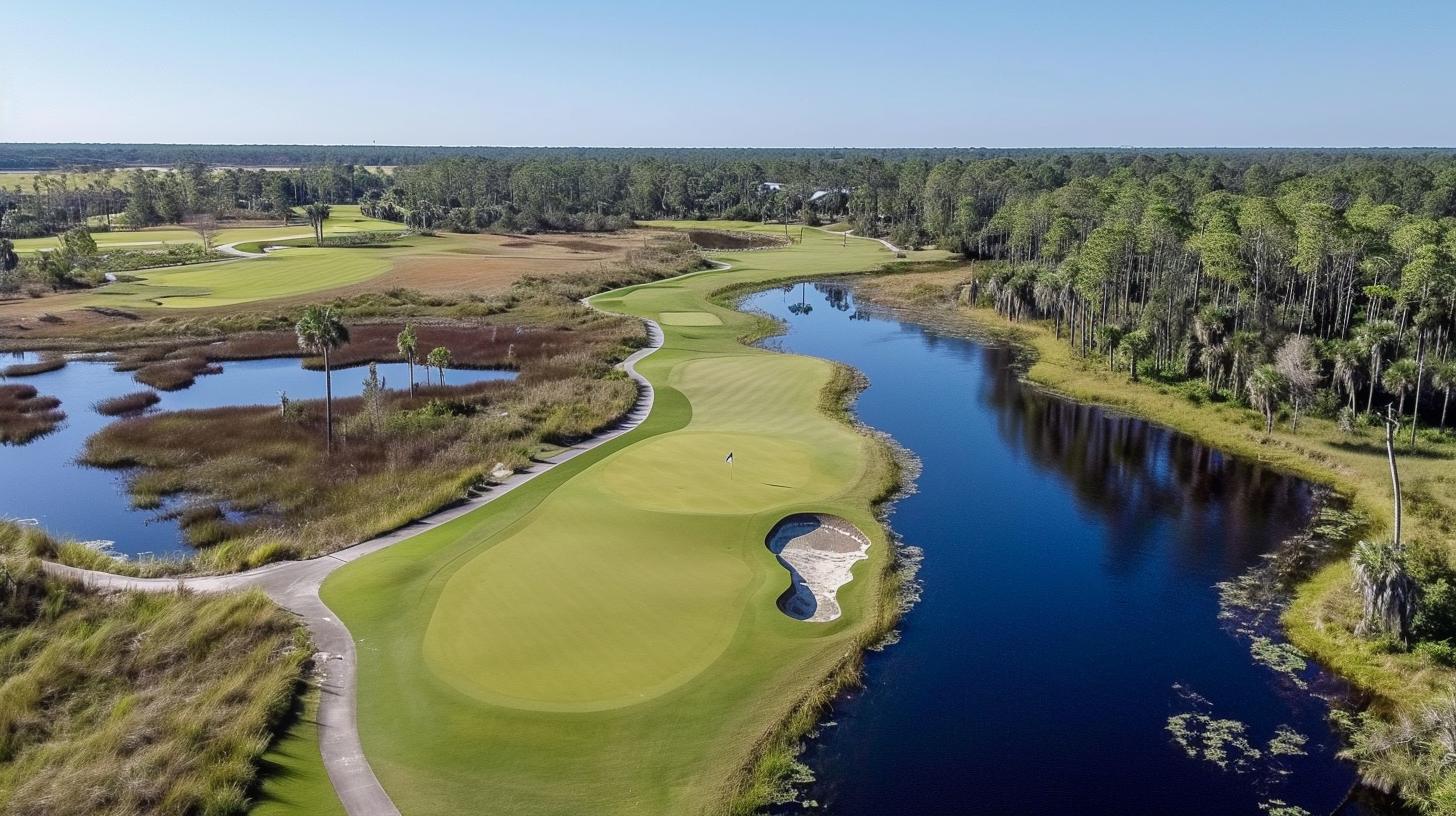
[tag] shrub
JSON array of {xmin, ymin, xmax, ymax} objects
[{"xmin": 1415, "ymin": 640, "xmax": 1456, "ymax": 667}]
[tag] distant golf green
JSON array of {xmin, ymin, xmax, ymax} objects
[
  {"xmin": 90, "ymin": 246, "xmax": 396, "ymax": 308},
  {"xmin": 10, "ymin": 205, "xmax": 398, "ymax": 254},
  {"xmin": 302, "ymin": 225, "xmax": 947, "ymax": 814}
]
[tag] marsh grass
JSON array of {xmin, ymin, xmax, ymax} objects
[
  {"xmin": 83, "ymin": 352, "xmax": 635, "ymax": 571},
  {"xmin": 0, "ymin": 355, "xmax": 65, "ymax": 377},
  {"xmin": 0, "ymin": 521, "xmax": 187, "ymax": 577},
  {"xmin": 133, "ymin": 355, "xmax": 222, "ymax": 391},
  {"xmin": 93, "ymin": 390, "xmax": 160, "ymax": 416},
  {"xmin": 50, "ymin": 237, "xmax": 702, "ymax": 573},
  {"xmin": 0, "ymin": 558, "xmax": 307, "ymax": 815},
  {"xmin": 0, "ymin": 384, "xmax": 65, "ymax": 444}
]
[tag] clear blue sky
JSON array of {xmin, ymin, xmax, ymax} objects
[{"xmin": 2, "ymin": 0, "xmax": 1453, "ymax": 147}]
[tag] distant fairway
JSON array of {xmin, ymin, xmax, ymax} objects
[
  {"xmin": 91, "ymin": 247, "xmax": 396, "ymax": 308},
  {"xmin": 9, "ymin": 204, "xmax": 399, "ymax": 254},
  {"xmin": 312, "ymin": 225, "xmax": 948, "ymax": 814},
  {"xmin": 2, "ymin": 209, "xmax": 641, "ymax": 315}
]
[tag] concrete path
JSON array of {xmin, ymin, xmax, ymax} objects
[
  {"xmin": 42, "ymin": 319, "xmax": 664, "ymax": 816},
  {"xmin": 215, "ymin": 233, "xmax": 314, "ymax": 259}
]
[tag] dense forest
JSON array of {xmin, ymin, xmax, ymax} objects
[
  {"xmin": 11, "ymin": 143, "xmax": 1448, "ymax": 171},
  {"xmin": 4, "ymin": 150, "xmax": 1455, "ymax": 443}
]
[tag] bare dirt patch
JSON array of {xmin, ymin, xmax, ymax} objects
[{"xmin": 686, "ymin": 229, "xmax": 789, "ymax": 251}]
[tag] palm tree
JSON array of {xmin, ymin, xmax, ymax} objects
[
  {"xmin": 1247, "ymin": 364, "xmax": 1285, "ymax": 436},
  {"xmin": 304, "ymin": 202, "xmax": 331, "ymax": 246},
  {"xmin": 1331, "ymin": 340, "xmax": 1365, "ymax": 410},
  {"xmin": 1432, "ymin": 360, "xmax": 1456, "ymax": 433},
  {"xmin": 1382, "ymin": 358, "xmax": 1419, "ymax": 439},
  {"xmin": 1356, "ymin": 319, "xmax": 1398, "ymax": 414},
  {"xmin": 295, "ymin": 305, "xmax": 350, "ymax": 451},
  {"xmin": 396, "ymin": 324, "xmax": 418, "ymax": 396},
  {"xmin": 1352, "ymin": 539, "xmax": 1416, "ymax": 646},
  {"xmin": 1094, "ymin": 325, "xmax": 1124, "ymax": 372},
  {"xmin": 426, "ymin": 346, "xmax": 452, "ymax": 386},
  {"xmin": 1353, "ymin": 405, "xmax": 1415, "ymax": 646},
  {"xmin": 1117, "ymin": 329, "xmax": 1152, "ymax": 381}
]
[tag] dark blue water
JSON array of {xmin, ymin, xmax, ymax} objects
[
  {"xmin": 746, "ymin": 283, "xmax": 1362, "ymax": 816},
  {"xmin": 0, "ymin": 352, "xmax": 513, "ymax": 559}
]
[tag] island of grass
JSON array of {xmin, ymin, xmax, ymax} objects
[
  {"xmin": 0, "ymin": 383, "xmax": 64, "ymax": 443},
  {"xmin": 302, "ymin": 225, "xmax": 947, "ymax": 814}
]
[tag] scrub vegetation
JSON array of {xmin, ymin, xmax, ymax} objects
[{"xmin": 0, "ymin": 552, "xmax": 309, "ymax": 816}]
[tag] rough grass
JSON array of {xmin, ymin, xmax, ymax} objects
[
  {"xmin": 93, "ymin": 389, "xmax": 160, "ymax": 416},
  {"xmin": 0, "ymin": 384, "xmax": 65, "ymax": 444},
  {"xmin": 0, "ymin": 558, "xmax": 308, "ymax": 816}
]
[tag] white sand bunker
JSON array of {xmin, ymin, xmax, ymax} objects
[{"xmin": 766, "ymin": 514, "xmax": 871, "ymax": 623}]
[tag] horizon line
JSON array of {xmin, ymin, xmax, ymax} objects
[{"xmin": 4, "ymin": 142, "xmax": 1456, "ymax": 151}]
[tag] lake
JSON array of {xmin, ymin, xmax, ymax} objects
[
  {"xmin": 745, "ymin": 282, "xmax": 1367, "ymax": 816},
  {"xmin": 0, "ymin": 352, "xmax": 513, "ymax": 559}
]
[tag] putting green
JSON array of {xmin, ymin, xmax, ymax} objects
[
  {"xmin": 302, "ymin": 225, "xmax": 948, "ymax": 815},
  {"xmin": 658, "ymin": 310, "xmax": 723, "ymax": 326}
]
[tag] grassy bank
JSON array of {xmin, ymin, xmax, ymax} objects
[
  {"xmin": 855, "ymin": 267, "xmax": 1456, "ymax": 802},
  {"xmin": 292, "ymin": 224, "xmax": 945, "ymax": 815},
  {"xmin": 0, "ymin": 554, "xmax": 310, "ymax": 815}
]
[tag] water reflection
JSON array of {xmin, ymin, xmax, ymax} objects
[{"xmin": 747, "ymin": 282, "xmax": 1361, "ymax": 816}]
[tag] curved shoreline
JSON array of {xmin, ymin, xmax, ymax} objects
[{"xmin": 40, "ymin": 319, "xmax": 665, "ymax": 816}]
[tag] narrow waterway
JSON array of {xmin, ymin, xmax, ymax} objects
[
  {"xmin": 0, "ymin": 352, "xmax": 513, "ymax": 559},
  {"xmin": 746, "ymin": 283, "xmax": 1364, "ymax": 815}
]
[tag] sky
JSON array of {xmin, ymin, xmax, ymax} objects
[{"xmin": 2, "ymin": 0, "xmax": 1454, "ymax": 148}]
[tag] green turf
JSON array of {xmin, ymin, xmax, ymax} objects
[
  {"xmin": 290, "ymin": 224, "xmax": 947, "ymax": 815},
  {"xmin": 11, "ymin": 205, "xmax": 399, "ymax": 254},
  {"xmin": 96, "ymin": 247, "xmax": 395, "ymax": 308},
  {"xmin": 657, "ymin": 310, "xmax": 723, "ymax": 326},
  {"xmin": 250, "ymin": 683, "xmax": 346, "ymax": 816}
]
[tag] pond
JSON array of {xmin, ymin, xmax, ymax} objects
[
  {"xmin": 0, "ymin": 352, "xmax": 514, "ymax": 559},
  {"xmin": 745, "ymin": 282, "xmax": 1368, "ymax": 816}
]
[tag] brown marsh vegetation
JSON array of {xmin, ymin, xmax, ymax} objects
[
  {"xmin": 62, "ymin": 235, "xmax": 704, "ymax": 573},
  {"xmin": 0, "ymin": 384, "xmax": 64, "ymax": 444}
]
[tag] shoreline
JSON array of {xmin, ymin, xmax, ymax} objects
[
  {"xmin": 708, "ymin": 278, "xmax": 925, "ymax": 813},
  {"xmin": 849, "ymin": 267, "xmax": 1456, "ymax": 810}
]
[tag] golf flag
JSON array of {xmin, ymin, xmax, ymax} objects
[{"xmin": 725, "ymin": 451, "xmax": 734, "ymax": 464}]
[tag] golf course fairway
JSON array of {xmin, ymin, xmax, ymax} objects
[{"xmin": 314, "ymin": 225, "xmax": 946, "ymax": 814}]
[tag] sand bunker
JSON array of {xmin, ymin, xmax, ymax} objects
[{"xmin": 766, "ymin": 513, "xmax": 871, "ymax": 622}]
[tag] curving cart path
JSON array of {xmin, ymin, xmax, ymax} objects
[{"xmin": 41, "ymin": 319, "xmax": 665, "ymax": 816}]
